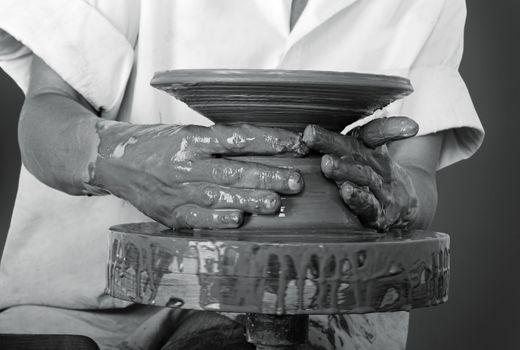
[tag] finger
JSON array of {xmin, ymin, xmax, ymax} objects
[
  {"xmin": 303, "ymin": 124, "xmax": 393, "ymax": 179},
  {"xmin": 182, "ymin": 183, "xmax": 281, "ymax": 214},
  {"xmin": 357, "ymin": 117, "xmax": 419, "ymax": 148},
  {"xmin": 183, "ymin": 158, "xmax": 304, "ymax": 194},
  {"xmin": 207, "ymin": 123, "xmax": 309, "ymax": 156},
  {"xmin": 173, "ymin": 204, "xmax": 243, "ymax": 229},
  {"xmin": 303, "ymin": 124, "xmax": 362, "ymax": 156},
  {"xmin": 321, "ymin": 154, "xmax": 384, "ymax": 197},
  {"xmin": 340, "ymin": 182, "xmax": 383, "ymax": 228}
]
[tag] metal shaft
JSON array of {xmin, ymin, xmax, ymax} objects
[{"xmin": 245, "ymin": 313, "xmax": 309, "ymax": 349}]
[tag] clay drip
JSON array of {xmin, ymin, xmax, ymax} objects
[{"xmin": 107, "ymin": 224, "xmax": 449, "ymax": 314}]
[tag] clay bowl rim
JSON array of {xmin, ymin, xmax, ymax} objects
[{"xmin": 150, "ymin": 69, "xmax": 414, "ymax": 92}]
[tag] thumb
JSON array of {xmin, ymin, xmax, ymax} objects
[{"xmin": 354, "ymin": 117, "xmax": 419, "ymax": 148}]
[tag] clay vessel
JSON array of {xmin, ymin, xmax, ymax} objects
[
  {"xmin": 229, "ymin": 155, "xmax": 361, "ymax": 230},
  {"xmin": 151, "ymin": 69, "xmax": 413, "ymax": 231}
]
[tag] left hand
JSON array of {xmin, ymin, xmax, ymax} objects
[{"xmin": 303, "ymin": 117, "xmax": 419, "ymax": 231}]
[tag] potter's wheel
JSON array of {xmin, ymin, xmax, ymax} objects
[
  {"xmin": 107, "ymin": 222, "xmax": 449, "ymax": 314},
  {"xmin": 107, "ymin": 70, "xmax": 449, "ymax": 349}
]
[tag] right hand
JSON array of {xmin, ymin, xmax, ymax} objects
[
  {"xmin": 88, "ymin": 122, "xmax": 309, "ymax": 229},
  {"xmin": 303, "ymin": 118, "xmax": 419, "ymax": 232}
]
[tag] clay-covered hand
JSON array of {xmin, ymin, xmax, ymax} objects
[
  {"xmin": 303, "ymin": 117, "xmax": 419, "ymax": 231},
  {"xmin": 88, "ymin": 122, "xmax": 309, "ymax": 229}
]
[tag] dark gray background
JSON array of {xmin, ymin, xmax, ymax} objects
[{"xmin": 0, "ymin": 1, "xmax": 518, "ymax": 349}]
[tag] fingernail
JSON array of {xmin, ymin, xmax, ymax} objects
[
  {"xmin": 263, "ymin": 195, "xmax": 280, "ymax": 210},
  {"xmin": 302, "ymin": 125, "xmax": 318, "ymax": 145},
  {"xmin": 288, "ymin": 171, "xmax": 303, "ymax": 192},
  {"xmin": 230, "ymin": 213, "xmax": 242, "ymax": 225},
  {"xmin": 341, "ymin": 185, "xmax": 353, "ymax": 199},
  {"xmin": 227, "ymin": 212, "xmax": 242, "ymax": 225},
  {"xmin": 322, "ymin": 154, "xmax": 335, "ymax": 173},
  {"xmin": 401, "ymin": 118, "xmax": 419, "ymax": 137}
]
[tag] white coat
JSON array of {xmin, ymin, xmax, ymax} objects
[{"xmin": 0, "ymin": 1, "xmax": 483, "ymax": 349}]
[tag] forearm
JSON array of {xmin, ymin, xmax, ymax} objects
[
  {"xmin": 19, "ymin": 57, "xmax": 311, "ymax": 230},
  {"xmin": 17, "ymin": 55, "xmax": 150, "ymax": 196},
  {"xmin": 18, "ymin": 91, "xmax": 165, "ymax": 197},
  {"xmin": 19, "ymin": 92, "xmax": 109, "ymax": 195}
]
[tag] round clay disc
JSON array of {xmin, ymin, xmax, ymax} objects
[{"xmin": 150, "ymin": 69, "xmax": 413, "ymax": 131}]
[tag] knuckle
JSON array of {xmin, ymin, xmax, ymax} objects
[
  {"xmin": 250, "ymin": 169, "xmax": 267, "ymax": 188},
  {"xmin": 226, "ymin": 134, "xmax": 250, "ymax": 151},
  {"xmin": 246, "ymin": 191, "xmax": 280, "ymax": 212},
  {"xmin": 244, "ymin": 167, "xmax": 267, "ymax": 187},
  {"xmin": 215, "ymin": 124, "xmax": 253, "ymax": 152},
  {"xmin": 257, "ymin": 168, "xmax": 288, "ymax": 190},
  {"xmin": 261, "ymin": 168, "xmax": 277, "ymax": 185},
  {"xmin": 212, "ymin": 164, "xmax": 242, "ymax": 184},
  {"xmin": 201, "ymin": 185, "xmax": 220, "ymax": 206}
]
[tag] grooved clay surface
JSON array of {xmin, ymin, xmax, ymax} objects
[{"xmin": 151, "ymin": 69, "xmax": 413, "ymax": 132}]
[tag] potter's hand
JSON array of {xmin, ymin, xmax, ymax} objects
[
  {"xmin": 303, "ymin": 117, "xmax": 419, "ymax": 231},
  {"xmin": 89, "ymin": 122, "xmax": 308, "ymax": 229}
]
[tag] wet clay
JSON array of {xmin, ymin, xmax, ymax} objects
[
  {"xmin": 88, "ymin": 122, "xmax": 309, "ymax": 229},
  {"xmin": 151, "ymin": 69, "xmax": 413, "ymax": 132},
  {"xmin": 227, "ymin": 155, "xmax": 362, "ymax": 230},
  {"xmin": 150, "ymin": 69, "xmax": 416, "ymax": 231},
  {"xmin": 107, "ymin": 223, "xmax": 449, "ymax": 315},
  {"xmin": 302, "ymin": 122, "xmax": 420, "ymax": 231}
]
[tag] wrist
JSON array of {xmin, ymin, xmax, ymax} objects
[
  {"xmin": 399, "ymin": 163, "xmax": 438, "ymax": 230},
  {"xmin": 85, "ymin": 121, "xmax": 179, "ymax": 198},
  {"xmin": 84, "ymin": 120, "xmax": 137, "ymax": 196}
]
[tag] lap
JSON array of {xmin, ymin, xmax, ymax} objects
[
  {"xmin": 307, "ymin": 313, "xmax": 409, "ymax": 350},
  {"xmin": 160, "ymin": 312, "xmax": 254, "ymax": 350},
  {"xmin": 0, "ymin": 304, "xmax": 171, "ymax": 349},
  {"xmin": 0, "ymin": 305, "xmax": 408, "ymax": 350},
  {"xmin": 168, "ymin": 311, "xmax": 409, "ymax": 350}
]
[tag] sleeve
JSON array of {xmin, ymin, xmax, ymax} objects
[
  {"xmin": 0, "ymin": 0, "xmax": 138, "ymax": 120},
  {"xmin": 399, "ymin": 0, "xmax": 484, "ymax": 169}
]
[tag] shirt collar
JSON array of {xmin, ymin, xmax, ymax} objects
[{"xmin": 285, "ymin": 0, "xmax": 360, "ymax": 53}]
